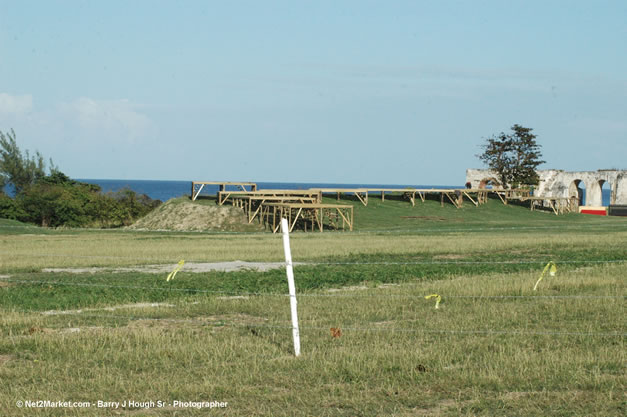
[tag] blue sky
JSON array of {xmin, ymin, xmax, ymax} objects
[{"xmin": 1, "ymin": 0, "xmax": 625, "ymax": 185}]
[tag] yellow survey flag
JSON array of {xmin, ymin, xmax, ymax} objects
[
  {"xmin": 424, "ymin": 294, "xmax": 442, "ymax": 309},
  {"xmin": 166, "ymin": 260, "xmax": 185, "ymax": 282},
  {"xmin": 533, "ymin": 261, "xmax": 557, "ymax": 291}
]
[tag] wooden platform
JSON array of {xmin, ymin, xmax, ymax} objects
[
  {"xmin": 191, "ymin": 181, "xmax": 257, "ymax": 201},
  {"xmin": 217, "ymin": 189, "xmax": 322, "ymax": 206},
  {"xmin": 261, "ymin": 203, "xmax": 354, "ymax": 233},
  {"xmin": 310, "ymin": 188, "xmax": 370, "ymax": 206},
  {"xmin": 312, "ymin": 187, "xmax": 490, "ymax": 208}
]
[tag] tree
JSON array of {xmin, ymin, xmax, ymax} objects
[
  {"xmin": 0, "ymin": 129, "xmax": 161, "ymax": 227},
  {"xmin": 477, "ymin": 124, "xmax": 545, "ymax": 188},
  {"xmin": 0, "ymin": 129, "xmax": 54, "ymax": 194}
]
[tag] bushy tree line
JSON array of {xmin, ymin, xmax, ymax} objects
[{"xmin": 0, "ymin": 129, "xmax": 160, "ymax": 227}]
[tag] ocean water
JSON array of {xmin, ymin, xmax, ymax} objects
[{"xmin": 78, "ymin": 179, "xmax": 463, "ymax": 202}]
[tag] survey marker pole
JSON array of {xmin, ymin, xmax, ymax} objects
[{"xmin": 281, "ymin": 218, "xmax": 301, "ymax": 357}]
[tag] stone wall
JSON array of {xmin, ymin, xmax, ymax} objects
[{"xmin": 465, "ymin": 169, "xmax": 627, "ymax": 206}]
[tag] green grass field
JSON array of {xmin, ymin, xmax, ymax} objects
[{"xmin": 1, "ymin": 197, "xmax": 625, "ymax": 416}]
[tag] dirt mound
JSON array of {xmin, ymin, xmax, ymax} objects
[{"xmin": 127, "ymin": 198, "xmax": 264, "ymax": 232}]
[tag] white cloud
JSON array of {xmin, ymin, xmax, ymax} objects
[
  {"xmin": 0, "ymin": 93, "xmax": 33, "ymax": 115},
  {"xmin": 60, "ymin": 97, "xmax": 153, "ymax": 140}
]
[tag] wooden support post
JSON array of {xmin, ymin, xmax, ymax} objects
[
  {"xmin": 218, "ymin": 192, "xmax": 228, "ymax": 205},
  {"xmin": 272, "ymin": 206, "xmax": 277, "ymax": 233},
  {"xmin": 350, "ymin": 206, "xmax": 353, "ymax": 231},
  {"xmin": 290, "ymin": 207, "xmax": 303, "ymax": 232},
  {"xmin": 550, "ymin": 200, "xmax": 558, "ymax": 215},
  {"xmin": 249, "ymin": 199, "xmax": 265, "ymax": 224},
  {"xmin": 355, "ymin": 192, "xmax": 367, "ymax": 206},
  {"xmin": 444, "ymin": 192, "xmax": 461, "ymax": 208},
  {"xmin": 319, "ymin": 208, "xmax": 323, "ymax": 232},
  {"xmin": 463, "ymin": 191, "xmax": 478, "ymax": 207},
  {"xmin": 341, "ymin": 208, "xmax": 345, "ymax": 230},
  {"xmin": 408, "ymin": 192, "xmax": 415, "ymax": 207},
  {"xmin": 336, "ymin": 208, "xmax": 351, "ymax": 231}
]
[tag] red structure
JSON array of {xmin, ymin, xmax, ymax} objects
[{"xmin": 580, "ymin": 208, "xmax": 607, "ymax": 216}]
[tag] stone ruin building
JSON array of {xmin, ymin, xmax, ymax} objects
[{"xmin": 466, "ymin": 169, "xmax": 627, "ymax": 207}]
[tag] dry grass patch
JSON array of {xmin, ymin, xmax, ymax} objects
[
  {"xmin": 124, "ymin": 313, "xmax": 268, "ymax": 330},
  {"xmin": 0, "ymin": 213, "xmax": 625, "ymax": 416},
  {"xmin": 411, "ymin": 399, "xmax": 465, "ymax": 416},
  {"xmin": 41, "ymin": 302, "xmax": 176, "ymax": 316},
  {"xmin": 433, "ymin": 254, "xmax": 467, "ymax": 260},
  {"xmin": 0, "ymin": 354, "xmax": 15, "ymax": 365},
  {"xmin": 2, "ymin": 227, "xmax": 626, "ymax": 272}
]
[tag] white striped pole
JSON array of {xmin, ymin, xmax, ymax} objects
[{"xmin": 281, "ymin": 218, "xmax": 301, "ymax": 357}]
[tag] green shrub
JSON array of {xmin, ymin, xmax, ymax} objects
[
  {"xmin": 1, "ymin": 130, "xmax": 160, "ymax": 227},
  {"xmin": 7, "ymin": 173, "xmax": 160, "ymax": 228},
  {"xmin": 0, "ymin": 193, "xmax": 27, "ymax": 220},
  {"xmin": 17, "ymin": 183, "xmax": 89, "ymax": 227}
]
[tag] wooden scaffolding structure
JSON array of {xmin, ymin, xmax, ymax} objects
[
  {"xmin": 231, "ymin": 195, "xmax": 319, "ymax": 224},
  {"xmin": 311, "ymin": 187, "xmax": 492, "ymax": 208},
  {"xmin": 508, "ymin": 196, "xmax": 578, "ymax": 215},
  {"xmin": 261, "ymin": 203, "xmax": 354, "ymax": 233},
  {"xmin": 187, "ymin": 179, "xmax": 578, "ymax": 235}
]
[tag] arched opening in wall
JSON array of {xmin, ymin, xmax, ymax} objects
[
  {"xmin": 479, "ymin": 178, "xmax": 500, "ymax": 189},
  {"xmin": 568, "ymin": 179, "xmax": 586, "ymax": 206},
  {"xmin": 601, "ymin": 180, "xmax": 612, "ymax": 206}
]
